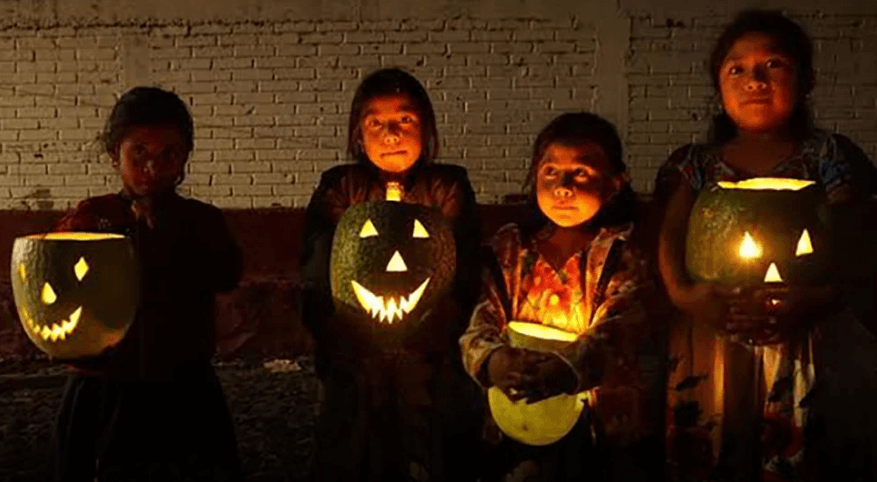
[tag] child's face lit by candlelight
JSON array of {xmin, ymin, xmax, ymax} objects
[
  {"xmin": 535, "ymin": 142, "xmax": 621, "ymax": 228},
  {"xmin": 113, "ymin": 124, "xmax": 187, "ymax": 198},
  {"xmin": 360, "ymin": 94, "xmax": 423, "ymax": 173},
  {"xmin": 719, "ymin": 32, "xmax": 799, "ymax": 134}
]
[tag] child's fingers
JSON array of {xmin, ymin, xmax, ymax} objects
[
  {"xmin": 713, "ymin": 286, "xmax": 744, "ymax": 298},
  {"xmin": 752, "ymin": 286, "xmax": 789, "ymax": 298},
  {"xmin": 523, "ymin": 390, "xmax": 553, "ymax": 404},
  {"xmin": 515, "ymin": 373, "xmax": 540, "ymax": 391},
  {"xmin": 724, "ymin": 313, "xmax": 770, "ymax": 334},
  {"xmin": 520, "ymin": 349, "xmax": 552, "ymax": 367},
  {"xmin": 504, "ymin": 371, "xmax": 523, "ymax": 386},
  {"xmin": 503, "ymin": 386, "xmax": 531, "ymax": 402}
]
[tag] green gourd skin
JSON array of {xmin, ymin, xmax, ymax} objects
[
  {"xmin": 330, "ymin": 201, "xmax": 456, "ymax": 343},
  {"xmin": 11, "ymin": 235, "xmax": 140, "ymax": 360},
  {"xmin": 685, "ymin": 183, "xmax": 830, "ymax": 288}
]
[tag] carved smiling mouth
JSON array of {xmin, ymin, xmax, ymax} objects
[
  {"xmin": 350, "ymin": 278, "xmax": 430, "ymax": 324},
  {"xmin": 20, "ymin": 306, "xmax": 82, "ymax": 341}
]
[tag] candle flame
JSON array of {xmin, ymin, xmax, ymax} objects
[
  {"xmin": 764, "ymin": 263, "xmax": 783, "ymax": 283},
  {"xmin": 386, "ymin": 182, "xmax": 402, "ymax": 201},
  {"xmin": 739, "ymin": 232, "xmax": 762, "ymax": 259}
]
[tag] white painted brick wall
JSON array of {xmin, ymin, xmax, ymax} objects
[{"xmin": 0, "ymin": 17, "xmax": 596, "ymax": 209}]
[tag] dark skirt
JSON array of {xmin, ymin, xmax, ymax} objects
[
  {"xmin": 47, "ymin": 361, "xmax": 242, "ymax": 482},
  {"xmin": 310, "ymin": 351, "xmax": 484, "ymax": 482}
]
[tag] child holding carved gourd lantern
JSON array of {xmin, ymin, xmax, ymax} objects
[
  {"xmin": 301, "ymin": 68, "xmax": 482, "ymax": 482},
  {"xmin": 655, "ymin": 10, "xmax": 877, "ymax": 482},
  {"xmin": 46, "ymin": 87, "xmax": 243, "ymax": 482},
  {"xmin": 460, "ymin": 112, "xmax": 661, "ymax": 482}
]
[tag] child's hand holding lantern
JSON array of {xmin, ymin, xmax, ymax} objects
[
  {"xmin": 487, "ymin": 346, "xmax": 577, "ymax": 403},
  {"xmin": 677, "ymin": 281, "xmax": 798, "ymax": 345},
  {"xmin": 517, "ymin": 354, "xmax": 579, "ymax": 403},
  {"xmin": 487, "ymin": 346, "xmax": 536, "ymax": 400},
  {"xmin": 732, "ymin": 284, "xmax": 837, "ymax": 344},
  {"xmin": 676, "ymin": 282, "xmax": 745, "ymax": 333}
]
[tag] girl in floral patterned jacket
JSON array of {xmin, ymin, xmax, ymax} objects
[{"xmin": 460, "ymin": 112, "xmax": 662, "ymax": 482}]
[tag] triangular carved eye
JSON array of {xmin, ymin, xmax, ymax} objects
[
  {"xmin": 795, "ymin": 229, "xmax": 813, "ymax": 256},
  {"xmin": 412, "ymin": 219, "xmax": 429, "ymax": 238},
  {"xmin": 42, "ymin": 283, "xmax": 57, "ymax": 305},
  {"xmin": 360, "ymin": 219, "xmax": 378, "ymax": 238}
]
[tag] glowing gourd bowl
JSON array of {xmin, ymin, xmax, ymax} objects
[
  {"xmin": 488, "ymin": 321, "xmax": 588, "ymax": 446},
  {"xmin": 11, "ymin": 232, "xmax": 140, "ymax": 360}
]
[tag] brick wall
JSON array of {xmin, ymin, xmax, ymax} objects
[
  {"xmin": 0, "ymin": 1, "xmax": 874, "ymax": 207},
  {"xmin": 627, "ymin": 12, "xmax": 877, "ymax": 192},
  {"xmin": 0, "ymin": 18, "xmax": 597, "ymax": 209}
]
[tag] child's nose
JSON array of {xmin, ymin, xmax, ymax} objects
[
  {"xmin": 746, "ymin": 69, "xmax": 768, "ymax": 90},
  {"xmin": 382, "ymin": 128, "xmax": 401, "ymax": 145},
  {"xmin": 143, "ymin": 159, "xmax": 157, "ymax": 176},
  {"xmin": 553, "ymin": 185, "xmax": 573, "ymax": 198},
  {"xmin": 745, "ymin": 79, "xmax": 767, "ymax": 92}
]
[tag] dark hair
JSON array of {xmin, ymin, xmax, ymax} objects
[
  {"xmin": 101, "ymin": 86, "xmax": 195, "ymax": 185},
  {"xmin": 346, "ymin": 68, "xmax": 439, "ymax": 167},
  {"xmin": 521, "ymin": 112, "xmax": 637, "ymax": 233},
  {"xmin": 708, "ymin": 9, "xmax": 815, "ymax": 143}
]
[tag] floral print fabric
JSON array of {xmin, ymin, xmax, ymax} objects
[{"xmin": 460, "ymin": 221, "xmax": 656, "ymax": 481}]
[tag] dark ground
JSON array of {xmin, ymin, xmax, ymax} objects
[{"xmin": 0, "ymin": 356, "xmax": 320, "ymax": 482}]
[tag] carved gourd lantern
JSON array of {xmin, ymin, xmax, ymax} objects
[
  {"xmin": 685, "ymin": 178, "xmax": 829, "ymax": 341},
  {"xmin": 488, "ymin": 321, "xmax": 589, "ymax": 446},
  {"xmin": 11, "ymin": 233, "xmax": 140, "ymax": 360},
  {"xmin": 329, "ymin": 183, "xmax": 456, "ymax": 342}
]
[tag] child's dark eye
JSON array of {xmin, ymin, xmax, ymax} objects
[
  {"xmin": 573, "ymin": 169, "xmax": 588, "ymax": 179},
  {"xmin": 161, "ymin": 149, "xmax": 182, "ymax": 164},
  {"xmin": 766, "ymin": 59, "xmax": 784, "ymax": 69},
  {"xmin": 542, "ymin": 166, "xmax": 557, "ymax": 177},
  {"xmin": 728, "ymin": 65, "xmax": 742, "ymax": 75},
  {"xmin": 365, "ymin": 118, "xmax": 381, "ymax": 129}
]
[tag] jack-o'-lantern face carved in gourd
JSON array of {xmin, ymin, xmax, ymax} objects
[
  {"xmin": 330, "ymin": 200, "xmax": 455, "ymax": 335},
  {"xmin": 11, "ymin": 233, "xmax": 140, "ymax": 360},
  {"xmin": 685, "ymin": 178, "xmax": 829, "ymax": 288}
]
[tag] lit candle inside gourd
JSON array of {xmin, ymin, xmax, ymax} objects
[
  {"xmin": 737, "ymin": 231, "xmax": 784, "ymax": 283},
  {"xmin": 739, "ymin": 232, "xmax": 762, "ymax": 259},
  {"xmin": 386, "ymin": 182, "xmax": 402, "ymax": 201}
]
